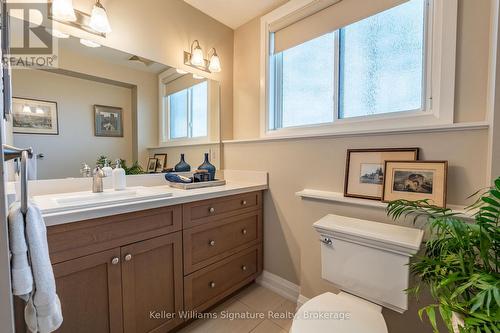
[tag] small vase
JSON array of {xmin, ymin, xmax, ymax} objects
[
  {"xmin": 197, "ymin": 153, "xmax": 216, "ymax": 180},
  {"xmin": 174, "ymin": 154, "xmax": 191, "ymax": 172}
]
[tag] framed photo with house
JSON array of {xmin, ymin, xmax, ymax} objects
[
  {"xmin": 94, "ymin": 105, "xmax": 123, "ymax": 137},
  {"xmin": 12, "ymin": 97, "xmax": 59, "ymax": 135},
  {"xmin": 147, "ymin": 158, "xmax": 158, "ymax": 173},
  {"xmin": 344, "ymin": 148, "xmax": 419, "ymax": 200},
  {"xmin": 154, "ymin": 154, "xmax": 168, "ymax": 172},
  {"xmin": 382, "ymin": 161, "xmax": 448, "ymax": 208}
]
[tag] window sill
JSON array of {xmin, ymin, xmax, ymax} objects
[
  {"xmin": 148, "ymin": 141, "xmax": 220, "ymax": 149},
  {"xmin": 295, "ymin": 189, "xmax": 473, "ymax": 219},
  {"xmin": 223, "ymin": 121, "xmax": 489, "ymax": 144}
]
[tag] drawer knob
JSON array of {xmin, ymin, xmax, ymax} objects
[
  {"xmin": 209, "ymin": 281, "xmax": 216, "ymax": 288},
  {"xmin": 209, "ymin": 240, "xmax": 216, "ymax": 246},
  {"xmin": 209, "ymin": 207, "xmax": 215, "ymax": 214},
  {"xmin": 241, "ymin": 200, "xmax": 247, "ymax": 206},
  {"xmin": 111, "ymin": 257, "xmax": 120, "ymax": 265},
  {"xmin": 124, "ymin": 254, "xmax": 133, "ymax": 262},
  {"xmin": 241, "ymin": 229, "xmax": 247, "ymax": 235},
  {"xmin": 241, "ymin": 265, "xmax": 247, "ymax": 271}
]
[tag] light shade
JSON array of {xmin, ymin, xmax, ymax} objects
[
  {"xmin": 190, "ymin": 46, "xmax": 205, "ymax": 67},
  {"xmin": 52, "ymin": 0, "xmax": 77, "ymax": 22},
  {"xmin": 208, "ymin": 53, "xmax": 221, "ymax": 73},
  {"xmin": 89, "ymin": 1, "xmax": 112, "ymax": 34},
  {"xmin": 176, "ymin": 68, "xmax": 188, "ymax": 74},
  {"xmin": 192, "ymin": 73, "xmax": 204, "ymax": 80},
  {"xmin": 80, "ymin": 38, "xmax": 101, "ymax": 48},
  {"xmin": 50, "ymin": 29, "xmax": 70, "ymax": 39}
]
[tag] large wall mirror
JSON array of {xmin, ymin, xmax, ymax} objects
[{"xmin": 5, "ymin": 30, "xmax": 221, "ymax": 181}]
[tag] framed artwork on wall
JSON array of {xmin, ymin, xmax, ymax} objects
[
  {"xmin": 344, "ymin": 148, "xmax": 419, "ymax": 200},
  {"xmin": 94, "ymin": 105, "xmax": 123, "ymax": 137},
  {"xmin": 382, "ymin": 160, "xmax": 448, "ymax": 208},
  {"xmin": 12, "ymin": 97, "xmax": 59, "ymax": 135}
]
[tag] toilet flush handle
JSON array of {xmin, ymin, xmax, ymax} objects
[{"xmin": 320, "ymin": 236, "xmax": 333, "ymax": 246}]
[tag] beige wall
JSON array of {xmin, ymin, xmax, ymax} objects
[
  {"xmin": 227, "ymin": 1, "xmax": 494, "ymax": 333},
  {"xmin": 64, "ymin": 0, "xmax": 234, "ymax": 140},
  {"xmin": 11, "ymin": 69, "xmax": 133, "ymax": 179}
]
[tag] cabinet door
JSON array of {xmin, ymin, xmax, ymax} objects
[
  {"xmin": 52, "ymin": 248, "xmax": 123, "ymax": 333},
  {"xmin": 121, "ymin": 232, "xmax": 183, "ymax": 333}
]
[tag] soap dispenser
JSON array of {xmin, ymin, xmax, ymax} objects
[
  {"xmin": 112, "ymin": 159, "xmax": 126, "ymax": 191},
  {"xmin": 102, "ymin": 158, "xmax": 113, "ymax": 177}
]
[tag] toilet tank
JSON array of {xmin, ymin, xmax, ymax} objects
[{"xmin": 313, "ymin": 215, "xmax": 424, "ymax": 313}]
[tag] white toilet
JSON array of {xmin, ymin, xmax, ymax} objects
[{"xmin": 291, "ymin": 214, "xmax": 424, "ymax": 333}]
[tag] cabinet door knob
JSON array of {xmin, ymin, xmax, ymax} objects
[
  {"xmin": 241, "ymin": 229, "xmax": 247, "ymax": 235},
  {"xmin": 111, "ymin": 257, "xmax": 120, "ymax": 265},
  {"xmin": 241, "ymin": 265, "xmax": 247, "ymax": 271},
  {"xmin": 209, "ymin": 281, "xmax": 216, "ymax": 288},
  {"xmin": 124, "ymin": 254, "xmax": 133, "ymax": 262},
  {"xmin": 209, "ymin": 207, "xmax": 215, "ymax": 214},
  {"xmin": 241, "ymin": 200, "xmax": 247, "ymax": 206},
  {"xmin": 209, "ymin": 240, "xmax": 216, "ymax": 247}
]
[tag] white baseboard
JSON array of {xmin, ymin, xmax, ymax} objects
[{"xmin": 256, "ymin": 270, "xmax": 300, "ymax": 303}]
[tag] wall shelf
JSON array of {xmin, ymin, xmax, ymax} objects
[{"xmin": 295, "ymin": 189, "xmax": 472, "ymax": 218}]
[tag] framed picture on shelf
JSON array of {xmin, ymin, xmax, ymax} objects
[
  {"xmin": 344, "ymin": 148, "xmax": 419, "ymax": 200},
  {"xmin": 154, "ymin": 154, "xmax": 168, "ymax": 172},
  {"xmin": 12, "ymin": 97, "xmax": 59, "ymax": 135},
  {"xmin": 382, "ymin": 160, "xmax": 448, "ymax": 208},
  {"xmin": 94, "ymin": 105, "xmax": 123, "ymax": 137},
  {"xmin": 147, "ymin": 158, "xmax": 158, "ymax": 173}
]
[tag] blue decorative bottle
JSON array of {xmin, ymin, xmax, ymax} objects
[
  {"xmin": 174, "ymin": 154, "xmax": 191, "ymax": 172},
  {"xmin": 198, "ymin": 153, "xmax": 216, "ymax": 180}
]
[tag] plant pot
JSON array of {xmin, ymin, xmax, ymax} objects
[{"xmin": 451, "ymin": 312, "xmax": 465, "ymax": 333}]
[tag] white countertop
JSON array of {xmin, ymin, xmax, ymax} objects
[{"xmin": 40, "ymin": 180, "xmax": 267, "ymax": 226}]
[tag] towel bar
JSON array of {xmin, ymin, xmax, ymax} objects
[{"xmin": 3, "ymin": 144, "xmax": 33, "ymax": 215}]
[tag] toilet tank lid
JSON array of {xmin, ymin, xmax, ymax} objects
[{"xmin": 313, "ymin": 214, "xmax": 424, "ymax": 253}]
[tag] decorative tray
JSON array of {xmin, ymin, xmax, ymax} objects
[{"xmin": 167, "ymin": 179, "xmax": 226, "ymax": 190}]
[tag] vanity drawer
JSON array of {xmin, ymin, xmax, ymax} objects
[
  {"xmin": 183, "ymin": 211, "xmax": 262, "ymax": 274},
  {"xmin": 184, "ymin": 245, "xmax": 262, "ymax": 312},
  {"xmin": 47, "ymin": 206, "xmax": 182, "ymax": 264},
  {"xmin": 183, "ymin": 191, "xmax": 262, "ymax": 228}
]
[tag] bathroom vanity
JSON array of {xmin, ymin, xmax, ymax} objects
[{"xmin": 13, "ymin": 174, "xmax": 266, "ymax": 333}]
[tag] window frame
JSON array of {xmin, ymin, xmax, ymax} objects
[
  {"xmin": 260, "ymin": 0, "xmax": 457, "ymax": 139},
  {"xmin": 158, "ymin": 72, "xmax": 211, "ymax": 147}
]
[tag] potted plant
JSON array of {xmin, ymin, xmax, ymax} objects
[{"xmin": 386, "ymin": 177, "xmax": 500, "ymax": 333}]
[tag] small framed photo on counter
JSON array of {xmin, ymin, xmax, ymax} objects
[
  {"xmin": 147, "ymin": 158, "xmax": 158, "ymax": 173},
  {"xmin": 382, "ymin": 160, "xmax": 448, "ymax": 208},
  {"xmin": 154, "ymin": 154, "xmax": 168, "ymax": 172},
  {"xmin": 344, "ymin": 148, "xmax": 419, "ymax": 200}
]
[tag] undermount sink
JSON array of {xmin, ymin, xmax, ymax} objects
[{"xmin": 33, "ymin": 186, "xmax": 173, "ymax": 214}]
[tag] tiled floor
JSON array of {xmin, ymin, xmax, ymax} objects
[{"xmin": 179, "ymin": 283, "xmax": 296, "ymax": 333}]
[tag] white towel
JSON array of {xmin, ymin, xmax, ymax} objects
[{"xmin": 8, "ymin": 203, "xmax": 63, "ymax": 333}]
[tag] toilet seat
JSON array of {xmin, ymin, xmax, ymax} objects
[{"xmin": 290, "ymin": 292, "xmax": 388, "ymax": 333}]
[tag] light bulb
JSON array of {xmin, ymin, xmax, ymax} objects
[
  {"xmin": 208, "ymin": 53, "xmax": 221, "ymax": 73},
  {"xmin": 22, "ymin": 105, "xmax": 31, "ymax": 113},
  {"xmin": 49, "ymin": 29, "xmax": 70, "ymax": 39},
  {"xmin": 80, "ymin": 38, "xmax": 101, "ymax": 48},
  {"xmin": 52, "ymin": 0, "xmax": 77, "ymax": 22},
  {"xmin": 89, "ymin": 1, "xmax": 112, "ymax": 34},
  {"xmin": 176, "ymin": 68, "xmax": 188, "ymax": 74},
  {"xmin": 35, "ymin": 108, "xmax": 44, "ymax": 114},
  {"xmin": 190, "ymin": 46, "xmax": 205, "ymax": 67},
  {"xmin": 193, "ymin": 74, "xmax": 204, "ymax": 80}
]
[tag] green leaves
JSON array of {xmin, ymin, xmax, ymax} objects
[{"xmin": 387, "ymin": 176, "xmax": 500, "ymax": 332}]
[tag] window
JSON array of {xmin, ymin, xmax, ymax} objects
[
  {"xmin": 269, "ymin": 0, "xmax": 428, "ymax": 131},
  {"xmin": 166, "ymin": 81, "xmax": 208, "ymax": 140}
]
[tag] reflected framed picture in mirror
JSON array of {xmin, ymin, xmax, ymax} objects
[
  {"xmin": 12, "ymin": 97, "xmax": 59, "ymax": 135},
  {"xmin": 94, "ymin": 105, "xmax": 123, "ymax": 137},
  {"xmin": 154, "ymin": 154, "xmax": 167, "ymax": 172},
  {"xmin": 147, "ymin": 158, "xmax": 158, "ymax": 173}
]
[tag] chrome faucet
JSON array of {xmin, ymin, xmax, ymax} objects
[{"xmin": 92, "ymin": 166, "xmax": 105, "ymax": 193}]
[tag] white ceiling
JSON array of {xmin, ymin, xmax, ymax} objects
[{"xmin": 184, "ymin": 0, "xmax": 289, "ymax": 29}]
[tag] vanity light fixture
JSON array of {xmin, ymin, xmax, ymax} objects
[
  {"xmin": 192, "ymin": 73, "xmax": 204, "ymax": 80},
  {"xmin": 47, "ymin": 28, "xmax": 70, "ymax": 39},
  {"xmin": 89, "ymin": 0, "xmax": 112, "ymax": 34},
  {"xmin": 80, "ymin": 38, "xmax": 101, "ymax": 48},
  {"xmin": 176, "ymin": 68, "xmax": 188, "ymax": 74},
  {"xmin": 184, "ymin": 40, "xmax": 222, "ymax": 73},
  {"xmin": 51, "ymin": 0, "xmax": 77, "ymax": 22}
]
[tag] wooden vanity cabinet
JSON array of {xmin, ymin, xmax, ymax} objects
[{"xmin": 14, "ymin": 191, "xmax": 264, "ymax": 333}]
